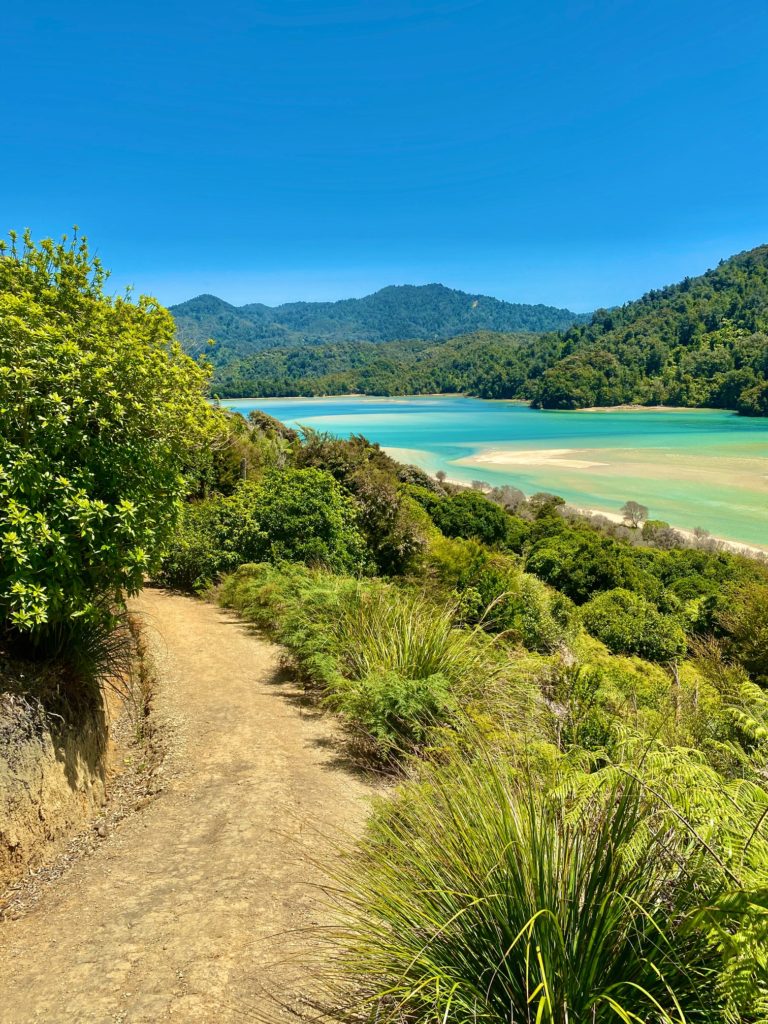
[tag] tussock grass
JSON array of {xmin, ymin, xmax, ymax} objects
[
  {"xmin": 331, "ymin": 752, "xmax": 721, "ymax": 1024},
  {"xmin": 334, "ymin": 585, "xmax": 488, "ymax": 686}
]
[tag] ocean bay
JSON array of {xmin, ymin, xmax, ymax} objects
[{"xmin": 221, "ymin": 395, "xmax": 768, "ymax": 548}]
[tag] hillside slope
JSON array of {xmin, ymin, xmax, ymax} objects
[
  {"xmin": 171, "ymin": 283, "xmax": 588, "ymax": 364},
  {"xmin": 213, "ymin": 330, "xmax": 548, "ymax": 397},
  {"xmin": 534, "ymin": 244, "xmax": 768, "ymax": 413},
  {"xmin": 211, "ymin": 246, "xmax": 768, "ymax": 415}
]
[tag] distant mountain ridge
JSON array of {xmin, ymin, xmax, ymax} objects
[
  {"xmin": 170, "ymin": 283, "xmax": 589, "ymax": 364},
  {"xmin": 210, "ymin": 245, "xmax": 768, "ymax": 417}
]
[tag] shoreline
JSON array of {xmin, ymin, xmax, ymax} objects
[
  {"xmin": 219, "ymin": 394, "xmax": 732, "ymax": 415},
  {"xmin": 223, "ymin": 400, "xmax": 768, "ymax": 554},
  {"xmin": 575, "ymin": 403, "xmax": 721, "ymax": 414},
  {"xmin": 573, "ymin": 506, "xmax": 768, "ymax": 558},
  {"xmin": 436, "ymin": 473, "xmax": 768, "ymax": 558}
]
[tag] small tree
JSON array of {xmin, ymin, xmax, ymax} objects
[
  {"xmin": 620, "ymin": 500, "xmax": 649, "ymax": 528},
  {"xmin": 488, "ymin": 484, "xmax": 526, "ymax": 511},
  {"xmin": 435, "ymin": 470, "xmax": 447, "ymax": 484},
  {"xmin": 0, "ymin": 230, "xmax": 212, "ymax": 632}
]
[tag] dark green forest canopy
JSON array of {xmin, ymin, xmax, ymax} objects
[
  {"xmin": 205, "ymin": 246, "xmax": 768, "ymax": 415},
  {"xmin": 171, "ymin": 283, "xmax": 589, "ymax": 364}
]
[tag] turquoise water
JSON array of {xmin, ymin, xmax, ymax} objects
[{"xmin": 221, "ymin": 395, "xmax": 768, "ymax": 547}]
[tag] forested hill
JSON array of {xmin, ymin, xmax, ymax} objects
[
  {"xmin": 212, "ymin": 245, "xmax": 768, "ymax": 416},
  {"xmin": 171, "ymin": 283, "xmax": 588, "ymax": 363},
  {"xmin": 534, "ymin": 243, "xmax": 768, "ymax": 415}
]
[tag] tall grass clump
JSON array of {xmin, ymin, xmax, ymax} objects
[
  {"xmin": 334, "ymin": 585, "xmax": 486, "ymax": 684},
  {"xmin": 328, "ymin": 585, "xmax": 492, "ymax": 757},
  {"xmin": 332, "ymin": 752, "xmax": 724, "ymax": 1024}
]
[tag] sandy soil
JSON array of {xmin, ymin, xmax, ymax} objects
[{"xmin": 0, "ymin": 590, "xmax": 376, "ymax": 1024}]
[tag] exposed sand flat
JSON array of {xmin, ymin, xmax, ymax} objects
[{"xmin": 458, "ymin": 447, "xmax": 609, "ymax": 470}]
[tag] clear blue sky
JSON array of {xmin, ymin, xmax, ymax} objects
[{"xmin": 4, "ymin": 1, "xmax": 768, "ymax": 311}]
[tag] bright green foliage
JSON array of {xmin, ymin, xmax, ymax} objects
[
  {"xmin": 426, "ymin": 536, "xmax": 575, "ymax": 652},
  {"xmin": 561, "ymin": 751, "xmax": 768, "ymax": 1021},
  {"xmin": 0, "ymin": 231, "xmax": 211, "ymax": 631},
  {"xmin": 294, "ymin": 430, "xmax": 431, "ymax": 574},
  {"xmin": 332, "ymin": 670, "xmax": 455, "ymax": 751},
  {"xmin": 582, "ymin": 588, "xmax": 687, "ymax": 661},
  {"xmin": 424, "ymin": 489, "xmax": 511, "ymax": 546},
  {"xmin": 707, "ymin": 581, "xmax": 768, "ymax": 686},
  {"xmin": 250, "ymin": 467, "xmax": 366, "ymax": 569},
  {"xmin": 336, "ymin": 757, "xmax": 721, "ymax": 1024},
  {"xmin": 158, "ymin": 468, "xmax": 367, "ymax": 588},
  {"xmin": 195, "ymin": 407, "xmax": 298, "ymax": 496},
  {"xmin": 333, "ymin": 583, "xmax": 487, "ymax": 684}
]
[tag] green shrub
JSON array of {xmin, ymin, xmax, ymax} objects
[
  {"xmin": 253, "ymin": 467, "xmax": 367, "ymax": 569},
  {"xmin": 0, "ymin": 231, "xmax": 211, "ymax": 631},
  {"xmin": 582, "ymin": 588, "xmax": 687, "ymax": 661},
  {"xmin": 158, "ymin": 468, "xmax": 368, "ymax": 588},
  {"xmin": 428, "ymin": 489, "xmax": 511, "ymax": 546},
  {"xmin": 708, "ymin": 581, "xmax": 768, "ymax": 685},
  {"xmin": 427, "ymin": 537, "xmax": 574, "ymax": 652},
  {"xmin": 334, "ymin": 755, "xmax": 721, "ymax": 1024},
  {"xmin": 331, "ymin": 670, "xmax": 456, "ymax": 753},
  {"xmin": 349, "ymin": 467, "xmax": 431, "ymax": 575}
]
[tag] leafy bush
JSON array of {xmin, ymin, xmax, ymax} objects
[
  {"xmin": 427, "ymin": 537, "xmax": 575, "ymax": 652},
  {"xmin": 427, "ymin": 489, "xmax": 511, "ymax": 546},
  {"xmin": 582, "ymin": 588, "xmax": 687, "ymax": 661},
  {"xmin": 154, "ymin": 489, "xmax": 265, "ymax": 591},
  {"xmin": 708, "ymin": 581, "xmax": 768, "ymax": 685},
  {"xmin": 331, "ymin": 670, "xmax": 455, "ymax": 752},
  {"xmin": 334, "ymin": 755, "xmax": 721, "ymax": 1024},
  {"xmin": 294, "ymin": 431, "xmax": 431, "ymax": 574},
  {"xmin": 158, "ymin": 468, "xmax": 368, "ymax": 588},
  {"xmin": 0, "ymin": 231, "xmax": 211, "ymax": 631},
  {"xmin": 347, "ymin": 467, "xmax": 431, "ymax": 575},
  {"xmin": 253, "ymin": 467, "xmax": 367, "ymax": 569}
]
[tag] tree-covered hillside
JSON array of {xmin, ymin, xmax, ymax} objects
[
  {"xmin": 171, "ymin": 283, "xmax": 588, "ymax": 364},
  {"xmin": 211, "ymin": 246, "xmax": 768, "ymax": 416},
  {"xmin": 212, "ymin": 331, "xmax": 549, "ymax": 397},
  {"xmin": 535, "ymin": 244, "xmax": 768, "ymax": 414}
]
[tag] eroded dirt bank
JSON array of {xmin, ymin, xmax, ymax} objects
[
  {"xmin": 0, "ymin": 590, "xmax": 375, "ymax": 1023},
  {"xmin": 0, "ymin": 688, "xmax": 108, "ymax": 887}
]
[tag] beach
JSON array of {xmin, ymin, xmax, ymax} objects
[{"xmin": 224, "ymin": 395, "xmax": 768, "ymax": 548}]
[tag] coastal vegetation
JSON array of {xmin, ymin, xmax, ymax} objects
[
  {"xmin": 208, "ymin": 245, "xmax": 768, "ymax": 416},
  {"xmin": 4, "ymin": 233, "xmax": 768, "ymax": 1020}
]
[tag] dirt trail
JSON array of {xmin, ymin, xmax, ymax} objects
[{"xmin": 0, "ymin": 590, "xmax": 376, "ymax": 1024}]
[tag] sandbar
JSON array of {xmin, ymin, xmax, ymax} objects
[{"xmin": 457, "ymin": 448, "xmax": 609, "ymax": 470}]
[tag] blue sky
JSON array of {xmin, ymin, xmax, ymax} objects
[{"xmin": 4, "ymin": 1, "xmax": 768, "ymax": 310}]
